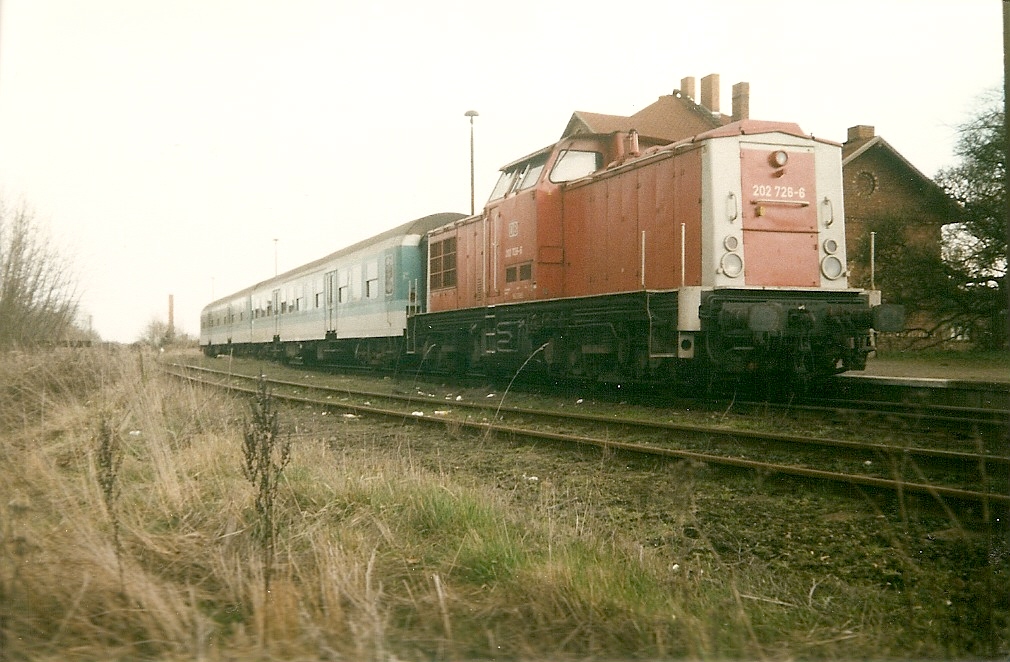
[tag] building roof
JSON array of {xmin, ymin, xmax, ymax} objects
[
  {"xmin": 562, "ymin": 91, "xmax": 726, "ymax": 142},
  {"xmin": 842, "ymin": 125, "xmax": 961, "ymax": 218},
  {"xmin": 842, "ymin": 126, "xmax": 929, "ymax": 178}
]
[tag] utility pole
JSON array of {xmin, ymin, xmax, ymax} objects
[{"xmin": 465, "ymin": 110, "xmax": 479, "ymax": 215}]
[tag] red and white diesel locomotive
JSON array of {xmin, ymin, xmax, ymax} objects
[
  {"xmin": 409, "ymin": 119, "xmax": 902, "ymax": 384},
  {"xmin": 202, "ymin": 118, "xmax": 902, "ymax": 386}
]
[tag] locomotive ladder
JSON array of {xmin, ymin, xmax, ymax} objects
[
  {"xmin": 482, "ymin": 307, "xmax": 497, "ymax": 355},
  {"xmin": 646, "ymin": 291, "xmax": 678, "ymax": 358}
]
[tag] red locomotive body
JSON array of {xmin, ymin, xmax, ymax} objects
[
  {"xmin": 414, "ymin": 119, "xmax": 902, "ymax": 385},
  {"xmin": 560, "ymin": 138, "xmax": 704, "ymax": 296}
]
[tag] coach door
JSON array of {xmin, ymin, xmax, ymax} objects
[
  {"xmin": 271, "ymin": 289, "xmax": 281, "ymax": 339},
  {"xmin": 324, "ymin": 270, "xmax": 338, "ymax": 335}
]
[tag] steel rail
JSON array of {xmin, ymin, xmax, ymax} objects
[{"xmin": 165, "ymin": 363, "xmax": 1009, "ymax": 468}]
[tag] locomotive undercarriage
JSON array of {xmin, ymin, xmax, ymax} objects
[
  {"xmin": 409, "ymin": 292, "xmax": 672, "ymax": 382},
  {"xmin": 408, "ymin": 289, "xmax": 886, "ymax": 388},
  {"xmin": 204, "ymin": 289, "xmax": 889, "ymax": 392}
]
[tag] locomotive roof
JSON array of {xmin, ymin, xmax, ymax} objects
[
  {"xmin": 204, "ymin": 211, "xmax": 466, "ymax": 308},
  {"xmin": 497, "ymin": 143, "xmax": 555, "ymax": 172},
  {"xmin": 495, "ymin": 132, "xmax": 671, "ymax": 173},
  {"xmin": 686, "ymin": 119, "xmax": 840, "ymax": 146},
  {"xmin": 496, "ymin": 120, "xmax": 836, "ymax": 175}
]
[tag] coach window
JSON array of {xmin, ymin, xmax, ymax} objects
[
  {"xmin": 338, "ymin": 271, "xmax": 349, "ymax": 304},
  {"xmin": 366, "ymin": 261, "xmax": 379, "ymax": 299},
  {"xmin": 550, "ymin": 150, "xmax": 603, "ymax": 183},
  {"xmin": 519, "ymin": 262, "xmax": 532, "ymax": 281}
]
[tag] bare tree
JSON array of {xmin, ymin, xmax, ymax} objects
[
  {"xmin": 140, "ymin": 318, "xmax": 172, "ymax": 347},
  {"xmin": 935, "ymin": 88, "xmax": 1007, "ymax": 349},
  {"xmin": 0, "ymin": 199, "xmax": 80, "ymax": 349}
]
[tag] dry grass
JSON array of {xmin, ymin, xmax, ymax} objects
[{"xmin": 0, "ymin": 347, "xmax": 1005, "ymax": 660}]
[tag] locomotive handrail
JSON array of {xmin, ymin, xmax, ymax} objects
[
  {"xmin": 749, "ymin": 198, "xmax": 810, "ymax": 207},
  {"xmin": 821, "ymin": 196, "xmax": 835, "ymax": 226}
]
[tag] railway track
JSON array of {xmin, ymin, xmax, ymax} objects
[
  {"xmin": 192, "ymin": 355, "xmax": 1010, "ymax": 438},
  {"xmin": 164, "ymin": 361, "xmax": 1009, "ymax": 519},
  {"xmin": 692, "ymin": 393, "xmax": 1009, "ymax": 444}
]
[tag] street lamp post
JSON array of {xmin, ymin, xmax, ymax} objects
[{"xmin": 465, "ymin": 110, "xmax": 479, "ymax": 215}]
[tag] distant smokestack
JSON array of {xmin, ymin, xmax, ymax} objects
[
  {"xmin": 700, "ymin": 73, "xmax": 720, "ymax": 113},
  {"xmin": 732, "ymin": 81, "xmax": 750, "ymax": 122},
  {"xmin": 168, "ymin": 294, "xmax": 175, "ymax": 339}
]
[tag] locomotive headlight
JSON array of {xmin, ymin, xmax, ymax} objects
[
  {"xmin": 721, "ymin": 252, "xmax": 744, "ymax": 278},
  {"xmin": 821, "ymin": 255, "xmax": 845, "ymax": 280},
  {"xmin": 723, "ymin": 235, "xmax": 739, "ymax": 251},
  {"xmin": 768, "ymin": 150, "xmax": 788, "ymax": 168},
  {"xmin": 822, "ymin": 238, "xmax": 839, "ymax": 255}
]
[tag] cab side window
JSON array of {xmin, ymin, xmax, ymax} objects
[{"xmin": 550, "ymin": 150, "xmax": 603, "ymax": 183}]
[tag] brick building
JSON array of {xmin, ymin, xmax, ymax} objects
[
  {"xmin": 561, "ymin": 74, "xmax": 746, "ymax": 142},
  {"xmin": 841, "ymin": 125, "xmax": 962, "ymax": 338},
  {"xmin": 841, "ymin": 124, "xmax": 960, "ymax": 281}
]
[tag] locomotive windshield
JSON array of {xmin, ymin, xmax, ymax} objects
[
  {"xmin": 517, "ymin": 156, "xmax": 547, "ymax": 192},
  {"xmin": 488, "ymin": 153, "xmax": 549, "ymax": 201},
  {"xmin": 488, "ymin": 169, "xmax": 516, "ymax": 201},
  {"xmin": 487, "ymin": 148, "xmax": 602, "ymax": 202}
]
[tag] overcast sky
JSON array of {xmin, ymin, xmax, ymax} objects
[{"xmin": 0, "ymin": 0, "xmax": 1003, "ymax": 342}]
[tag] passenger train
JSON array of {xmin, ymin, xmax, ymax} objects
[{"xmin": 201, "ymin": 118, "xmax": 903, "ymax": 387}]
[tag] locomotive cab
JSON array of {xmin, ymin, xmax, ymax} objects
[{"xmin": 428, "ymin": 131, "xmax": 660, "ymax": 312}]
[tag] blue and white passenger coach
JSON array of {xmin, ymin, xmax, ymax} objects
[{"xmin": 200, "ymin": 212, "xmax": 465, "ymax": 363}]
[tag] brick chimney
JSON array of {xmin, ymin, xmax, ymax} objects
[
  {"xmin": 700, "ymin": 73, "xmax": 720, "ymax": 113},
  {"xmin": 847, "ymin": 125, "xmax": 875, "ymax": 142},
  {"xmin": 731, "ymin": 81, "xmax": 750, "ymax": 122},
  {"xmin": 679, "ymin": 76, "xmax": 696, "ymax": 101}
]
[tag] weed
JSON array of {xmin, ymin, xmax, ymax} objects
[
  {"xmin": 94, "ymin": 411, "xmax": 124, "ymax": 594},
  {"xmin": 1, "ymin": 495, "xmax": 32, "ymax": 656},
  {"xmin": 241, "ymin": 376, "xmax": 291, "ymax": 596}
]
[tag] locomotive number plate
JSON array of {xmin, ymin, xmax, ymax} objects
[{"xmin": 751, "ymin": 184, "xmax": 806, "ymax": 199}]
